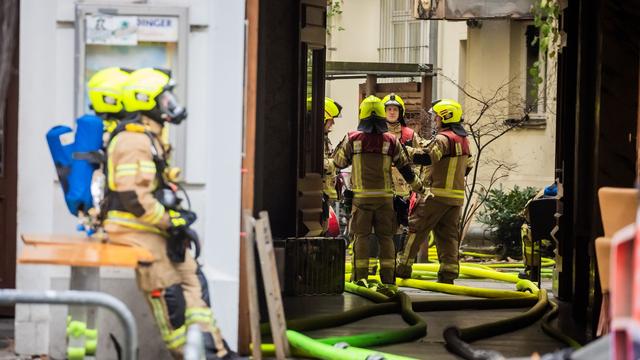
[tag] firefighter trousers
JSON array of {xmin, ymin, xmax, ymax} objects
[
  {"xmin": 350, "ymin": 197, "xmax": 396, "ymax": 284},
  {"xmin": 396, "ymin": 196, "xmax": 461, "ymax": 281},
  {"xmin": 521, "ymin": 223, "xmax": 541, "ymax": 266},
  {"xmin": 106, "ymin": 225, "xmax": 228, "ymax": 359}
]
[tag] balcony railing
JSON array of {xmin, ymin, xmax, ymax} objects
[{"xmin": 414, "ymin": 0, "xmax": 535, "ymax": 20}]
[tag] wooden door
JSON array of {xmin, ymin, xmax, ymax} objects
[{"xmin": 0, "ymin": 0, "xmax": 19, "ymax": 317}]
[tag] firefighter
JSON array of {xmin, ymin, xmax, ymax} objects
[
  {"xmin": 331, "ymin": 95, "xmax": 426, "ymax": 296},
  {"xmin": 396, "ymin": 99, "xmax": 473, "ymax": 284},
  {"xmin": 319, "ymin": 97, "xmax": 343, "ymax": 200},
  {"xmin": 64, "ymin": 67, "xmax": 133, "ymax": 360},
  {"xmin": 320, "ymin": 98, "xmax": 343, "ymax": 236},
  {"xmin": 382, "ymin": 93, "xmax": 428, "ymax": 250},
  {"xmin": 104, "ymin": 68, "xmax": 242, "ymax": 359}
]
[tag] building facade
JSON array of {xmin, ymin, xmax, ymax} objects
[
  {"xmin": 326, "ymin": 0, "xmax": 556, "ymax": 191},
  {"xmin": 14, "ymin": 0, "xmax": 245, "ymax": 357}
]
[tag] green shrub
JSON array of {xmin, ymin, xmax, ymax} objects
[{"xmin": 477, "ymin": 185, "xmax": 539, "ymax": 259}]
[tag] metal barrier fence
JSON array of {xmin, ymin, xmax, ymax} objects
[{"xmin": 0, "ymin": 290, "xmax": 138, "ymax": 360}]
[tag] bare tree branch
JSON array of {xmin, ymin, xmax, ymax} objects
[
  {"xmin": 438, "ymin": 72, "xmax": 485, "ymax": 105},
  {"xmin": 436, "ymin": 74, "xmax": 531, "ymax": 241}
]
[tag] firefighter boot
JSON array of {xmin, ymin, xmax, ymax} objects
[
  {"xmin": 437, "ymin": 274, "xmax": 454, "ymax": 285},
  {"xmin": 203, "ymin": 336, "xmax": 248, "ymax": 360},
  {"xmin": 518, "ymin": 265, "xmax": 541, "ymax": 281},
  {"xmin": 518, "ymin": 266, "xmax": 533, "ymax": 280},
  {"xmin": 374, "ymin": 283, "xmax": 399, "ymax": 298},
  {"xmin": 395, "ymin": 263, "xmax": 412, "ymax": 279}
]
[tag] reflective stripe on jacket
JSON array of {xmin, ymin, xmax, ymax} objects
[
  {"xmin": 323, "ymin": 135, "xmax": 338, "ymax": 199},
  {"xmin": 333, "ymin": 131, "xmax": 412, "ymax": 198},
  {"xmin": 105, "ymin": 130, "xmax": 169, "ymax": 232},
  {"xmin": 427, "ymin": 130, "xmax": 473, "ymax": 206}
]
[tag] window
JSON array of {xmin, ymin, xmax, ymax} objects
[
  {"xmin": 408, "ymin": 22, "xmax": 421, "ymax": 63},
  {"xmin": 392, "ymin": 23, "xmax": 406, "ymax": 62},
  {"xmin": 380, "ymin": 0, "xmax": 429, "ymax": 65},
  {"xmin": 525, "ymin": 24, "xmax": 547, "ymax": 116},
  {"xmin": 458, "ymin": 39, "xmax": 467, "ymax": 108}
]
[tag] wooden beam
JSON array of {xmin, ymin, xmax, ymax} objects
[
  {"xmin": 326, "ymin": 61, "xmax": 433, "ymax": 75},
  {"xmin": 18, "ymin": 242, "xmax": 153, "ymax": 268},
  {"xmin": 421, "ymin": 74, "xmax": 433, "ymax": 135},
  {"xmin": 238, "ymin": 0, "xmax": 259, "ymax": 354},
  {"xmin": 242, "ymin": 212, "xmax": 262, "ymax": 360},
  {"xmin": 255, "ymin": 212, "xmax": 290, "ymax": 359},
  {"xmin": 376, "ymin": 82, "xmax": 421, "ymax": 93},
  {"xmin": 366, "ymin": 74, "xmax": 377, "ymax": 97},
  {"xmin": 238, "ymin": 229, "xmax": 251, "ymax": 356},
  {"xmin": 242, "ymin": 0, "xmax": 259, "ymax": 213}
]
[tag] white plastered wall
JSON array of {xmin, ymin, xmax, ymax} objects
[
  {"xmin": 464, "ymin": 20, "xmax": 556, "ymax": 191},
  {"xmin": 325, "ymin": 0, "xmax": 381, "ymax": 146},
  {"xmin": 436, "ymin": 20, "xmax": 467, "ymax": 101},
  {"xmin": 16, "ymin": 0, "xmax": 243, "ymax": 356}
]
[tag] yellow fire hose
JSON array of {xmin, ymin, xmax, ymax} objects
[{"xmin": 257, "ymin": 249, "xmax": 575, "ymax": 359}]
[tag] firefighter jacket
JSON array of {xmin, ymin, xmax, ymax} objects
[
  {"xmin": 104, "ymin": 123, "xmax": 170, "ymax": 234},
  {"xmin": 332, "ymin": 130, "xmax": 422, "ymax": 199},
  {"xmin": 387, "ymin": 122, "xmax": 428, "ymax": 197},
  {"xmin": 425, "ymin": 129, "xmax": 473, "ymax": 206},
  {"xmin": 323, "ymin": 134, "xmax": 338, "ymax": 200}
]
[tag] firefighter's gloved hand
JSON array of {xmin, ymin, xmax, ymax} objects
[
  {"xmin": 184, "ymin": 227, "xmax": 201, "ymax": 259},
  {"xmin": 412, "ymin": 152, "xmax": 431, "ymax": 165},
  {"xmin": 409, "ymin": 178, "xmax": 427, "ymax": 197},
  {"xmin": 168, "ymin": 209, "xmax": 197, "ymax": 229},
  {"xmin": 167, "ymin": 226, "xmax": 201, "ymax": 262},
  {"xmin": 393, "ymin": 196, "xmax": 409, "ymax": 227}
]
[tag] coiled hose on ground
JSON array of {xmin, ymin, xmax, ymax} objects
[
  {"xmin": 443, "ymin": 289, "xmax": 550, "ymax": 360},
  {"xmin": 258, "ymin": 252, "xmax": 577, "ymax": 359},
  {"xmin": 260, "ymin": 289, "xmax": 425, "ymax": 356}
]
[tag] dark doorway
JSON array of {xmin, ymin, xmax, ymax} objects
[
  {"xmin": 0, "ymin": 0, "xmax": 19, "ymax": 317},
  {"xmin": 555, "ymin": 0, "xmax": 640, "ymax": 340},
  {"xmin": 253, "ymin": 0, "xmax": 327, "ymax": 238}
]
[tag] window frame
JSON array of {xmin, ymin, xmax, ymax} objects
[
  {"xmin": 380, "ymin": 0, "xmax": 429, "ymax": 65},
  {"xmin": 522, "ymin": 22, "xmax": 547, "ymax": 119},
  {"xmin": 75, "ymin": 4, "xmax": 189, "ymax": 169}
]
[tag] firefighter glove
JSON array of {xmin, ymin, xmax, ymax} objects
[
  {"xmin": 393, "ymin": 196, "xmax": 409, "ymax": 227},
  {"xmin": 168, "ymin": 209, "xmax": 197, "ymax": 229},
  {"xmin": 167, "ymin": 226, "xmax": 201, "ymax": 262},
  {"xmin": 412, "ymin": 152, "xmax": 432, "ymax": 165},
  {"xmin": 410, "ymin": 178, "xmax": 427, "ymax": 196}
]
